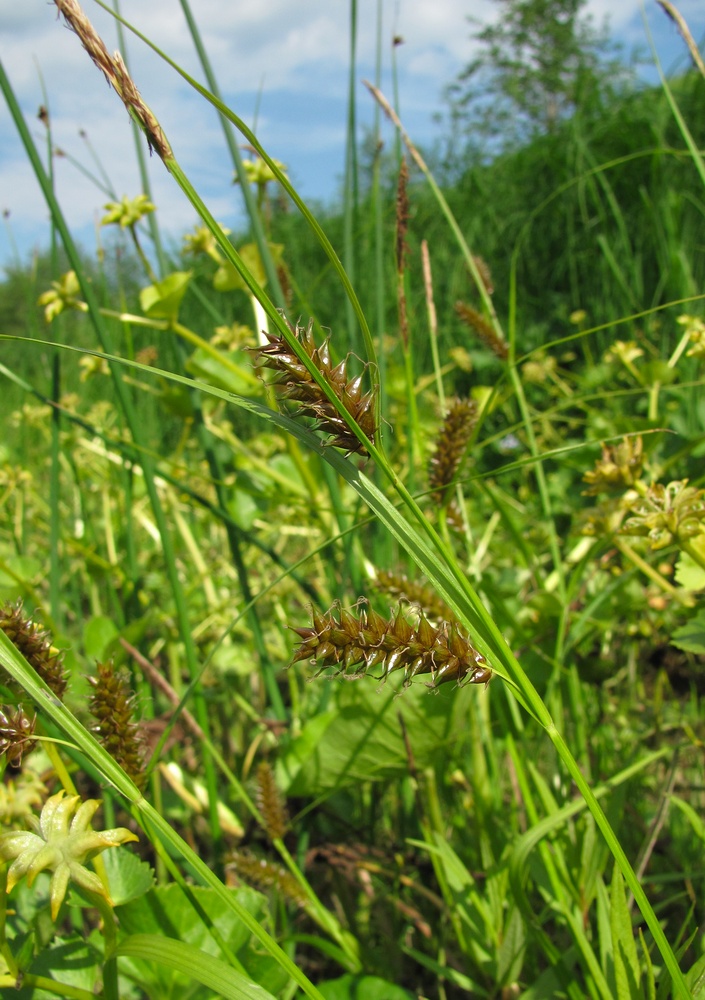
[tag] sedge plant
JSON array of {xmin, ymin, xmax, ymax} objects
[{"xmin": 0, "ymin": 0, "xmax": 704, "ymax": 997}]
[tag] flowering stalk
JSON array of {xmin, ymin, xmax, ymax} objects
[
  {"xmin": 290, "ymin": 601, "xmax": 491, "ymax": 688},
  {"xmin": 428, "ymin": 398, "xmax": 478, "ymax": 508},
  {"xmin": 88, "ymin": 662, "xmax": 146, "ymax": 789},
  {"xmin": 251, "ymin": 318, "xmax": 377, "ymax": 454},
  {"xmin": 0, "ymin": 604, "xmax": 67, "ymax": 701}
]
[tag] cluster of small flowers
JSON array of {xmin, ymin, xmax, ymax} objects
[
  {"xmin": 290, "ymin": 601, "xmax": 491, "ymax": 689},
  {"xmin": 251, "ymin": 319, "xmax": 377, "ymax": 455}
]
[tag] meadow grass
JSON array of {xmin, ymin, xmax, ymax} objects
[{"xmin": 0, "ymin": 2, "xmax": 704, "ymax": 998}]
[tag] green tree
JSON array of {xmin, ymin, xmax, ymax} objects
[{"xmin": 446, "ymin": 0, "xmax": 630, "ymax": 154}]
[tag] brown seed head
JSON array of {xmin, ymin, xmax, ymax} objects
[
  {"xmin": 455, "ymin": 301, "xmax": 508, "ymax": 360},
  {"xmin": 256, "ymin": 761, "xmax": 288, "ymax": 841},
  {"xmin": 428, "ymin": 398, "xmax": 478, "ymax": 505},
  {"xmin": 0, "ymin": 603, "xmax": 67, "ymax": 701},
  {"xmin": 290, "ymin": 600, "xmax": 490, "ymax": 689},
  {"xmin": 227, "ymin": 850, "xmax": 308, "ymax": 906},
  {"xmin": 88, "ymin": 661, "xmax": 146, "ymax": 788},
  {"xmin": 250, "ymin": 318, "xmax": 377, "ymax": 454},
  {"xmin": 0, "ymin": 706, "xmax": 37, "ymax": 767}
]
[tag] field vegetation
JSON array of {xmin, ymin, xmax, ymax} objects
[{"xmin": 0, "ymin": 1, "xmax": 704, "ymax": 998}]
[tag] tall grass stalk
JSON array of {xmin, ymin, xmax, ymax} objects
[
  {"xmin": 0, "ymin": 58, "xmax": 225, "ymax": 848},
  {"xmin": 0, "ymin": 624, "xmax": 333, "ymax": 999},
  {"xmin": 343, "ymin": 0, "xmax": 360, "ymax": 350},
  {"xmin": 176, "ymin": 0, "xmax": 287, "ymax": 309}
]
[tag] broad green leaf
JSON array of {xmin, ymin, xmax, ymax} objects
[
  {"xmin": 227, "ymin": 489, "xmax": 259, "ymax": 531},
  {"xmin": 83, "ymin": 615, "xmax": 119, "ymax": 661},
  {"xmin": 100, "ymin": 846, "xmax": 155, "ymax": 907},
  {"xmin": 117, "ymin": 883, "xmax": 263, "ymax": 952},
  {"xmin": 116, "ymin": 933, "xmax": 278, "ymax": 1000},
  {"xmin": 19, "ymin": 933, "xmax": 103, "ymax": 998},
  {"xmin": 641, "ymin": 359, "xmax": 677, "ymax": 385},
  {"xmin": 276, "ymin": 709, "xmax": 337, "ymax": 793},
  {"xmin": 139, "ymin": 271, "xmax": 192, "ymax": 320},
  {"xmin": 278, "ymin": 681, "xmax": 475, "ymax": 797},
  {"xmin": 675, "ymin": 544, "xmax": 705, "ymax": 591},
  {"xmin": 186, "ymin": 347, "xmax": 259, "ymax": 396},
  {"xmin": 671, "ymin": 609, "xmax": 705, "ymax": 654},
  {"xmin": 318, "ymin": 974, "xmax": 415, "ymax": 999},
  {"xmin": 0, "ymin": 554, "xmax": 43, "ymax": 600},
  {"xmin": 116, "ymin": 884, "xmax": 282, "ymax": 998},
  {"xmin": 611, "ymin": 867, "xmax": 640, "ymax": 999}
]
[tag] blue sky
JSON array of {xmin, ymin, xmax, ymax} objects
[{"xmin": 1, "ymin": 0, "xmax": 703, "ymax": 272}]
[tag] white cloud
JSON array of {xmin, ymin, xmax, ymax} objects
[{"xmin": 1, "ymin": 0, "xmax": 703, "ymax": 270}]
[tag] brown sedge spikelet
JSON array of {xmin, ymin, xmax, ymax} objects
[
  {"xmin": 54, "ymin": 0, "xmax": 171, "ymax": 160},
  {"xmin": 251, "ymin": 318, "xmax": 377, "ymax": 454},
  {"xmin": 227, "ymin": 850, "xmax": 308, "ymax": 907},
  {"xmin": 395, "ymin": 157, "xmax": 410, "ymax": 275},
  {"xmin": 88, "ymin": 661, "xmax": 146, "ymax": 789},
  {"xmin": 455, "ymin": 300, "xmax": 508, "ymax": 360},
  {"xmin": 373, "ymin": 570, "xmax": 456, "ymax": 623},
  {"xmin": 289, "ymin": 600, "xmax": 491, "ymax": 689},
  {"xmin": 471, "ymin": 255, "xmax": 494, "ymax": 296},
  {"xmin": 0, "ymin": 602, "xmax": 67, "ymax": 701},
  {"xmin": 256, "ymin": 761, "xmax": 288, "ymax": 841},
  {"xmin": 395, "ymin": 158, "xmax": 411, "ymax": 347},
  {"xmin": 0, "ymin": 706, "xmax": 37, "ymax": 767},
  {"xmin": 428, "ymin": 398, "xmax": 478, "ymax": 505}
]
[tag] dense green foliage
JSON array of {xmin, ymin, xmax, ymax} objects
[{"xmin": 445, "ymin": 0, "xmax": 630, "ymax": 149}]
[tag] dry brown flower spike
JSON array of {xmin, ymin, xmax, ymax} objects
[
  {"xmin": 0, "ymin": 603, "xmax": 67, "ymax": 701},
  {"xmin": 88, "ymin": 661, "xmax": 146, "ymax": 788},
  {"xmin": 251, "ymin": 318, "xmax": 378, "ymax": 455},
  {"xmin": 290, "ymin": 601, "xmax": 491, "ymax": 689}
]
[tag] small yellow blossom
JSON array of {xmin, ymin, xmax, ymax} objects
[
  {"xmin": 622, "ymin": 480, "xmax": 705, "ymax": 550},
  {"xmin": 583, "ymin": 437, "xmax": 644, "ymax": 495},
  {"xmin": 678, "ymin": 314, "xmax": 705, "ymax": 359},
  {"xmin": 236, "ymin": 157, "xmax": 288, "ymax": 189},
  {"xmin": 101, "ymin": 194, "xmax": 155, "ymax": 229},
  {"xmin": 0, "ymin": 790, "xmax": 138, "ymax": 918},
  {"xmin": 38, "ymin": 271, "xmax": 87, "ymax": 323}
]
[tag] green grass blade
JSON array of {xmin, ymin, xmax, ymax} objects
[
  {"xmin": 176, "ymin": 0, "xmax": 286, "ymax": 309},
  {"xmin": 0, "ymin": 54, "xmax": 223, "ymax": 845},
  {"xmin": 115, "ymin": 934, "xmax": 277, "ymax": 1000},
  {"xmin": 610, "ymin": 867, "xmax": 641, "ymax": 999},
  {"xmin": 0, "ymin": 628, "xmax": 326, "ymax": 1000}
]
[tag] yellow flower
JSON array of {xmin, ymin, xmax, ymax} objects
[
  {"xmin": 236, "ymin": 157, "xmax": 288, "ymax": 189},
  {"xmin": 0, "ymin": 790, "xmax": 138, "ymax": 918},
  {"xmin": 101, "ymin": 194, "xmax": 155, "ymax": 228},
  {"xmin": 622, "ymin": 481, "xmax": 705, "ymax": 550},
  {"xmin": 583, "ymin": 437, "xmax": 644, "ymax": 495},
  {"xmin": 38, "ymin": 270, "xmax": 86, "ymax": 323}
]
